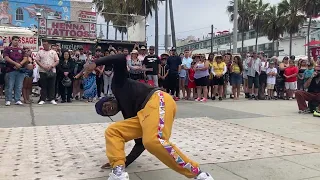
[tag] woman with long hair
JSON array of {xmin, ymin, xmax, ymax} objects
[
  {"xmin": 58, "ymin": 51, "xmax": 74, "ymax": 103},
  {"xmin": 212, "ymin": 55, "xmax": 227, "ymax": 101},
  {"xmin": 73, "ymin": 51, "xmax": 86, "ymax": 100},
  {"xmin": 276, "ymin": 56, "xmax": 290, "ymax": 99},
  {"xmin": 22, "ymin": 48, "xmax": 34, "ymax": 104},
  {"xmin": 297, "ymin": 59, "xmax": 308, "ymax": 91},
  {"xmin": 207, "ymin": 53, "xmax": 215, "ymax": 99},
  {"xmin": 194, "ymin": 54, "xmax": 209, "ymax": 102},
  {"xmin": 231, "ymin": 56, "xmax": 243, "ymax": 100}
]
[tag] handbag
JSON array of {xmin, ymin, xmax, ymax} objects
[{"xmin": 46, "ymin": 70, "xmax": 55, "ymax": 78}]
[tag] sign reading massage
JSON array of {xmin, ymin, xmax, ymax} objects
[
  {"xmin": 0, "ymin": 35, "xmax": 38, "ymax": 51},
  {"xmin": 40, "ymin": 19, "xmax": 96, "ymax": 39}
]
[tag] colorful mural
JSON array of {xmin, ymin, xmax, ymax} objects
[{"xmin": 0, "ymin": 0, "xmax": 70, "ymax": 28}]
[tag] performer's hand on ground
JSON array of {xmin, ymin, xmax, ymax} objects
[{"xmin": 101, "ymin": 162, "xmax": 111, "ymax": 169}]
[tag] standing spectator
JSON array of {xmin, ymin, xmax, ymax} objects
[
  {"xmin": 212, "ymin": 55, "xmax": 227, "ymax": 101},
  {"xmin": 259, "ymin": 54, "xmax": 268, "ymax": 99},
  {"xmin": 73, "ymin": 50, "xmax": 86, "ymax": 100},
  {"xmin": 266, "ymin": 61, "xmax": 277, "ymax": 100},
  {"xmin": 75, "ymin": 52, "xmax": 97, "ymax": 102},
  {"xmin": 128, "ymin": 50, "xmax": 144, "ymax": 80},
  {"xmin": 103, "ymin": 63, "xmax": 113, "ymax": 97},
  {"xmin": 297, "ymin": 59, "xmax": 308, "ymax": 91},
  {"xmin": 231, "ymin": 56, "xmax": 243, "ymax": 100},
  {"xmin": 35, "ymin": 39, "xmax": 59, "ymax": 105},
  {"xmin": 207, "ymin": 53, "xmax": 215, "ymax": 100},
  {"xmin": 0, "ymin": 53, "xmax": 6, "ymax": 99},
  {"xmin": 295, "ymin": 66, "xmax": 320, "ymax": 114},
  {"xmin": 22, "ymin": 48, "xmax": 34, "ymax": 104},
  {"xmin": 246, "ymin": 52, "xmax": 261, "ymax": 100},
  {"xmin": 3, "ymin": 36, "xmax": 28, "ymax": 106},
  {"xmin": 166, "ymin": 47, "xmax": 181, "ymax": 100},
  {"xmin": 277, "ymin": 56, "xmax": 289, "ymax": 99},
  {"xmin": 224, "ymin": 53, "xmax": 233, "ymax": 99},
  {"xmin": 284, "ymin": 59, "xmax": 298, "ymax": 100},
  {"xmin": 138, "ymin": 46, "xmax": 147, "ymax": 62},
  {"xmin": 243, "ymin": 53, "xmax": 250, "ymax": 98},
  {"xmin": 194, "ymin": 55, "xmax": 209, "ymax": 102},
  {"xmin": 188, "ymin": 62, "xmax": 196, "ymax": 99},
  {"xmin": 304, "ymin": 63, "xmax": 315, "ymax": 87},
  {"xmin": 95, "ymin": 49, "xmax": 104, "ymax": 99},
  {"xmin": 117, "ymin": 47, "xmax": 123, "ymax": 54},
  {"xmin": 123, "ymin": 48, "xmax": 129, "ymax": 56},
  {"xmin": 158, "ymin": 54, "xmax": 169, "ymax": 90},
  {"xmin": 58, "ymin": 51, "xmax": 74, "ymax": 103},
  {"xmin": 143, "ymin": 46, "xmax": 160, "ymax": 87},
  {"xmin": 179, "ymin": 49, "xmax": 193, "ymax": 99}
]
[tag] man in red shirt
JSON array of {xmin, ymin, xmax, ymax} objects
[
  {"xmin": 284, "ymin": 59, "xmax": 298, "ymax": 100},
  {"xmin": 3, "ymin": 36, "xmax": 28, "ymax": 106}
]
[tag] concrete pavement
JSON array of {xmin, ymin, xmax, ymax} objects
[{"xmin": 1, "ymin": 98, "xmax": 320, "ymax": 180}]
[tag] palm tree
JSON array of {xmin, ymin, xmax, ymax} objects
[
  {"xmin": 93, "ymin": 0, "xmax": 158, "ymax": 41},
  {"xmin": 300, "ymin": 0, "xmax": 320, "ymax": 60},
  {"xmin": 261, "ymin": 5, "xmax": 285, "ymax": 56},
  {"xmin": 227, "ymin": 0, "xmax": 256, "ymax": 54},
  {"xmin": 252, "ymin": 0, "xmax": 269, "ymax": 52},
  {"xmin": 278, "ymin": 0, "xmax": 306, "ymax": 56}
]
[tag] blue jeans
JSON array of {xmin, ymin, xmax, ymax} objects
[{"xmin": 5, "ymin": 70, "xmax": 25, "ymax": 102}]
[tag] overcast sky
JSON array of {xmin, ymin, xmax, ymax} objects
[{"xmin": 145, "ymin": 0, "xmax": 282, "ymax": 49}]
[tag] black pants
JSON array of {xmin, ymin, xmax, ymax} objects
[
  {"xmin": 39, "ymin": 72, "xmax": 56, "ymax": 101},
  {"xmin": 167, "ymin": 73, "xmax": 179, "ymax": 97},
  {"xmin": 96, "ymin": 75, "xmax": 103, "ymax": 97},
  {"xmin": 59, "ymin": 79, "xmax": 72, "ymax": 101}
]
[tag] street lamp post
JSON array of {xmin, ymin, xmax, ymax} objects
[{"xmin": 36, "ymin": 11, "xmax": 41, "ymax": 48}]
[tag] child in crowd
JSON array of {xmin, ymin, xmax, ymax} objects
[
  {"xmin": 158, "ymin": 57, "xmax": 169, "ymax": 91},
  {"xmin": 284, "ymin": 59, "xmax": 298, "ymax": 100},
  {"xmin": 230, "ymin": 56, "xmax": 243, "ymax": 100},
  {"xmin": 188, "ymin": 62, "xmax": 196, "ymax": 99},
  {"xmin": 266, "ymin": 61, "xmax": 277, "ymax": 100},
  {"xmin": 304, "ymin": 63, "xmax": 315, "ymax": 84}
]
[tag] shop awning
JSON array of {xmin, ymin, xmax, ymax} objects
[{"xmin": 304, "ymin": 40, "xmax": 320, "ymax": 46}]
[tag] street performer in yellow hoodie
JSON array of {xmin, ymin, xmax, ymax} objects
[{"xmin": 84, "ymin": 54, "xmax": 214, "ymax": 180}]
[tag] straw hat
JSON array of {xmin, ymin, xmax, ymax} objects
[{"xmin": 131, "ymin": 50, "xmax": 138, "ymax": 54}]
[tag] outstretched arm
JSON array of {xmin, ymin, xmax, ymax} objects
[
  {"xmin": 95, "ymin": 54, "xmax": 126, "ymax": 66},
  {"xmin": 125, "ymin": 138, "xmax": 145, "ymax": 167}
]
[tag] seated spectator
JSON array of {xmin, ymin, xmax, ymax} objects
[{"xmin": 295, "ymin": 66, "xmax": 320, "ymax": 114}]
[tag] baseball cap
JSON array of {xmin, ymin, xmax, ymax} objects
[
  {"xmin": 140, "ymin": 46, "xmax": 146, "ymax": 50},
  {"xmin": 171, "ymin": 47, "xmax": 176, "ymax": 51}
]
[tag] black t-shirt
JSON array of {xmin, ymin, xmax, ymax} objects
[
  {"xmin": 143, "ymin": 55, "xmax": 160, "ymax": 75},
  {"xmin": 95, "ymin": 54, "xmax": 155, "ymax": 119},
  {"xmin": 308, "ymin": 78, "xmax": 320, "ymax": 93},
  {"xmin": 159, "ymin": 64, "xmax": 169, "ymax": 77},
  {"xmin": 167, "ymin": 55, "xmax": 182, "ymax": 74}
]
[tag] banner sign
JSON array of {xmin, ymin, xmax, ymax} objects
[
  {"xmin": 0, "ymin": 35, "xmax": 38, "ymax": 51},
  {"xmin": 78, "ymin": 11, "xmax": 97, "ymax": 23},
  {"xmin": 40, "ymin": 19, "xmax": 96, "ymax": 39}
]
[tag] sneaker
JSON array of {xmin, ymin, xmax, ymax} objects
[
  {"xmin": 299, "ymin": 109, "xmax": 311, "ymax": 114},
  {"xmin": 108, "ymin": 172, "xmax": 129, "ymax": 180},
  {"xmin": 218, "ymin": 97, "xmax": 222, "ymax": 101},
  {"xmin": 195, "ymin": 98, "xmax": 201, "ymax": 101},
  {"xmin": 5, "ymin": 101, "xmax": 11, "ymax": 106},
  {"xmin": 195, "ymin": 172, "xmax": 214, "ymax": 180},
  {"xmin": 50, "ymin": 100, "xmax": 57, "ymax": 105},
  {"xmin": 200, "ymin": 98, "xmax": 207, "ymax": 102},
  {"xmin": 15, "ymin": 101, "xmax": 23, "ymax": 105},
  {"xmin": 314, "ymin": 111, "xmax": 320, "ymax": 117},
  {"xmin": 38, "ymin": 101, "xmax": 45, "ymax": 105}
]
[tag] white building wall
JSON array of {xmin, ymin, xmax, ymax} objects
[
  {"xmin": 127, "ymin": 15, "xmax": 146, "ymax": 42},
  {"xmin": 279, "ymin": 37, "xmax": 306, "ymax": 56}
]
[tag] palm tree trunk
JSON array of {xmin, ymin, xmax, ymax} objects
[
  {"xmin": 272, "ymin": 39, "xmax": 275, "ymax": 56},
  {"xmin": 307, "ymin": 15, "xmax": 312, "ymax": 61},
  {"xmin": 241, "ymin": 32, "xmax": 244, "ymax": 54},
  {"xmin": 276, "ymin": 40, "xmax": 280, "ymax": 56},
  {"xmin": 115, "ymin": 29, "xmax": 117, "ymax": 40},
  {"xmin": 289, "ymin": 33, "xmax": 293, "ymax": 56},
  {"xmin": 106, "ymin": 21, "xmax": 109, "ymax": 39},
  {"xmin": 255, "ymin": 16, "xmax": 259, "ymax": 52},
  {"xmin": 155, "ymin": 0, "xmax": 159, "ymax": 55},
  {"xmin": 168, "ymin": 0, "xmax": 176, "ymax": 48},
  {"xmin": 121, "ymin": 31, "xmax": 124, "ymax": 40}
]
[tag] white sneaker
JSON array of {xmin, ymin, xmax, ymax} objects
[
  {"xmin": 5, "ymin": 101, "xmax": 11, "ymax": 106},
  {"xmin": 108, "ymin": 172, "xmax": 129, "ymax": 180},
  {"xmin": 15, "ymin": 101, "xmax": 23, "ymax": 105},
  {"xmin": 38, "ymin": 101, "xmax": 45, "ymax": 105},
  {"xmin": 50, "ymin": 100, "xmax": 57, "ymax": 105},
  {"xmin": 195, "ymin": 172, "xmax": 214, "ymax": 180}
]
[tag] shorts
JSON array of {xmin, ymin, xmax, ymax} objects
[
  {"xmin": 180, "ymin": 76, "xmax": 188, "ymax": 86},
  {"xmin": 231, "ymin": 73, "xmax": 242, "ymax": 85},
  {"xmin": 195, "ymin": 76, "xmax": 208, "ymax": 87},
  {"xmin": 248, "ymin": 72, "xmax": 260, "ymax": 89},
  {"xmin": 259, "ymin": 71, "xmax": 267, "ymax": 86},
  {"xmin": 158, "ymin": 78, "xmax": 167, "ymax": 88},
  {"xmin": 267, "ymin": 84, "xmax": 275, "ymax": 90},
  {"xmin": 213, "ymin": 76, "xmax": 225, "ymax": 86},
  {"xmin": 285, "ymin": 82, "xmax": 296, "ymax": 90}
]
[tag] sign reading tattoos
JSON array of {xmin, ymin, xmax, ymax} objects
[{"xmin": 40, "ymin": 19, "xmax": 96, "ymax": 39}]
